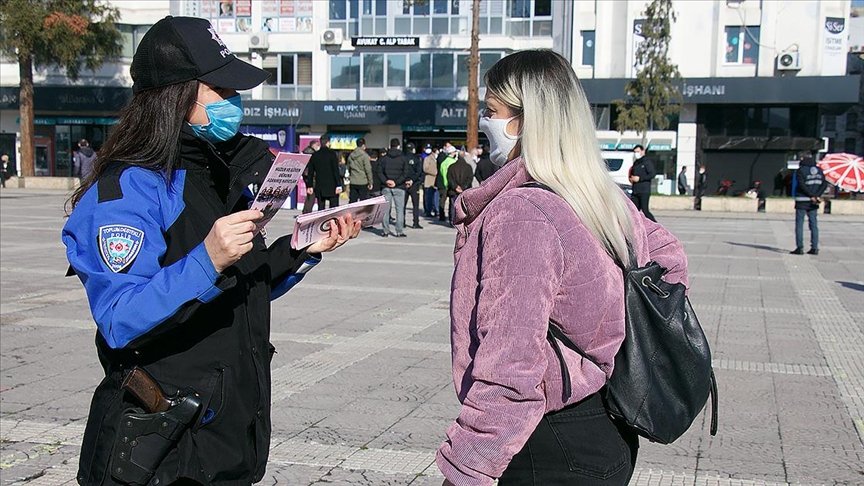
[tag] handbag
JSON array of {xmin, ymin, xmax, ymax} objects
[{"xmin": 523, "ymin": 182, "xmax": 718, "ymax": 444}]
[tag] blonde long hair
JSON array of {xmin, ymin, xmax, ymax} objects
[{"xmin": 486, "ymin": 49, "xmax": 635, "ymax": 267}]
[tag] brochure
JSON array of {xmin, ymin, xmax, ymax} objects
[
  {"xmin": 290, "ymin": 196, "xmax": 388, "ymax": 249},
  {"xmin": 250, "ymin": 152, "xmax": 310, "ymax": 233}
]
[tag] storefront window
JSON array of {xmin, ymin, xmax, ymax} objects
[{"xmin": 479, "ymin": 53, "xmax": 502, "ymax": 87}]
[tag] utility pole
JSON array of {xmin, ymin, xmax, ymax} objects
[{"xmin": 466, "ymin": 0, "xmax": 481, "ymax": 151}]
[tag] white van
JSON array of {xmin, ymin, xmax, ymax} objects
[{"xmin": 601, "ymin": 151, "xmax": 636, "ymax": 195}]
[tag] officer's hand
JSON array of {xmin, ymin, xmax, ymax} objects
[
  {"xmin": 307, "ymin": 214, "xmax": 361, "ymax": 254},
  {"xmin": 204, "ymin": 209, "xmax": 262, "ymax": 273}
]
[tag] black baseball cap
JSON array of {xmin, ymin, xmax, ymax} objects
[{"xmin": 132, "ymin": 16, "xmax": 269, "ymax": 93}]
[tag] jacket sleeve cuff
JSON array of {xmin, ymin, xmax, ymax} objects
[
  {"xmin": 436, "ymin": 448, "xmax": 495, "ymax": 486},
  {"xmin": 188, "ymin": 242, "xmax": 223, "ymax": 303}
]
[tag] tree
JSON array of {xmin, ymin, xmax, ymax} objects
[
  {"xmin": 0, "ymin": 0, "xmax": 122, "ymax": 178},
  {"xmin": 466, "ymin": 0, "xmax": 480, "ymax": 152},
  {"xmin": 613, "ymin": 0, "xmax": 682, "ymax": 145}
]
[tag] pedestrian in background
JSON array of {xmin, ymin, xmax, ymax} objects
[
  {"xmin": 306, "ymin": 134, "xmax": 343, "ymax": 210},
  {"xmin": 437, "ymin": 145, "xmax": 458, "ymax": 222},
  {"xmin": 422, "ymin": 145, "xmax": 439, "ymax": 217},
  {"xmin": 445, "ymin": 155, "xmax": 473, "ymax": 223},
  {"xmin": 475, "ymin": 144, "xmax": 498, "ymax": 184},
  {"xmin": 347, "ymin": 137, "xmax": 373, "ymax": 203},
  {"xmin": 0, "ymin": 154, "xmax": 8, "ymax": 188},
  {"xmin": 677, "ymin": 165, "xmax": 689, "ymax": 195},
  {"xmin": 73, "ymin": 139, "xmax": 97, "ymax": 179},
  {"xmin": 403, "ymin": 142, "xmax": 424, "ymax": 229},
  {"xmin": 377, "ymin": 138, "xmax": 409, "ymax": 238},
  {"xmin": 630, "ymin": 144, "xmax": 657, "ymax": 221},
  {"xmin": 61, "ymin": 16, "xmax": 361, "ymax": 486},
  {"xmin": 301, "ymin": 139, "xmax": 321, "ymax": 213},
  {"xmin": 694, "ymin": 164, "xmax": 707, "ymax": 210},
  {"xmin": 790, "ymin": 155, "xmax": 827, "ymax": 255},
  {"xmin": 437, "ymin": 49, "xmax": 688, "ymax": 486},
  {"xmin": 369, "ymin": 149, "xmax": 383, "ymax": 198}
]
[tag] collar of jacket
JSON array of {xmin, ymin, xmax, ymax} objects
[
  {"xmin": 453, "ymin": 157, "xmax": 530, "ymax": 229},
  {"xmin": 179, "ymin": 125, "xmax": 273, "ymax": 209}
]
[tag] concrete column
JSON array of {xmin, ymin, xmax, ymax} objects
[{"xmin": 676, "ymin": 104, "xmax": 698, "ymax": 191}]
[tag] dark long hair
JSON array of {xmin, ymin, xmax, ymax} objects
[{"xmin": 68, "ymin": 80, "xmax": 199, "ymax": 210}]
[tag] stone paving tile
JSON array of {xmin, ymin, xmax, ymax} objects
[{"xmin": 256, "ymin": 463, "xmax": 332, "ymax": 486}]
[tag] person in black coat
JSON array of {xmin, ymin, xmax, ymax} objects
[
  {"xmin": 790, "ymin": 156, "xmax": 828, "ymax": 255},
  {"xmin": 403, "ymin": 142, "xmax": 425, "ymax": 229},
  {"xmin": 474, "ymin": 145, "xmax": 497, "ymax": 184},
  {"xmin": 445, "ymin": 155, "xmax": 474, "ymax": 224},
  {"xmin": 630, "ymin": 144, "xmax": 657, "ymax": 222},
  {"xmin": 306, "ymin": 134, "xmax": 342, "ymax": 210}
]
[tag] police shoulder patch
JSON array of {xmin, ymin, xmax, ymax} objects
[{"xmin": 98, "ymin": 224, "xmax": 145, "ymax": 273}]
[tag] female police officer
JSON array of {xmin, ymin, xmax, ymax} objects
[{"xmin": 63, "ymin": 17, "xmax": 360, "ymax": 485}]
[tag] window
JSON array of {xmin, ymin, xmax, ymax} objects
[
  {"xmin": 582, "ymin": 31, "xmax": 595, "ymax": 67},
  {"xmin": 847, "ymin": 112, "xmax": 858, "ymax": 130},
  {"xmin": 331, "ymin": 55, "xmax": 360, "ymax": 89},
  {"xmin": 746, "ymin": 107, "xmax": 768, "ymax": 136},
  {"xmin": 480, "ymin": 53, "xmax": 502, "ymax": 87},
  {"xmin": 363, "ymin": 53, "xmax": 384, "ymax": 87},
  {"xmin": 330, "ymin": 0, "xmax": 358, "ymax": 38},
  {"xmin": 724, "ymin": 26, "xmax": 759, "ymax": 64},
  {"xmin": 432, "ymin": 53, "xmax": 454, "ymax": 88},
  {"xmin": 262, "ymin": 54, "xmax": 312, "ymax": 100},
  {"xmin": 387, "ymin": 54, "xmax": 407, "ymax": 87},
  {"xmin": 844, "ymin": 138, "xmax": 857, "ymax": 154},
  {"xmin": 118, "ymin": 25, "xmax": 150, "ymax": 58},
  {"xmin": 456, "ymin": 54, "xmax": 469, "ymax": 87},
  {"xmin": 768, "ymin": 107, "xmax": 789, "ymax": 136},
  {"xmin": 409, "ymin": 53, "xmax": 431, "ymax": 88},
  {"xmin": 506, "ymin": 0, "xmax": 552, "ymax": 37},
  {"xmin": 360, "ymin": 0, "xmax": 387, "ymax": 34},
  {"xmin": 824, "ymin": 115, "xmax": 837, "ymax": 131}
]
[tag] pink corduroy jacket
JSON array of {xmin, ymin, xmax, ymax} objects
[{"xmin": 436, "ymin": 159, "xmax": 689, "ymax": 486}]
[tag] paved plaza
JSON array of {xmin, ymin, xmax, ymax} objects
[{"xmin": 1, "ymin": 188, "xmax": 863, "ymax": 485}]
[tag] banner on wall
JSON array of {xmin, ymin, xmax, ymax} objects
[
  {"xmin": 632, "ymin": 19, "xmax": 645, "ymax": 74},
  {"xmin": 822, "ymin": 17, "xmax": 847, "ymax": 76}
]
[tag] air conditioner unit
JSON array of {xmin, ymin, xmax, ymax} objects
[
  {"xmin": 776, "ymin": 50, "xmax": 801, "ymax": 71},
  {"xmin": 248, "ymin": 32, "xmax": 269, "ymax": 50},
  {"xmin": 321, "ymin": 28, "xmax": 343, "ymax": 46}
]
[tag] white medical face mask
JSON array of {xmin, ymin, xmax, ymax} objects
[{"xmin": 479, "ymin": 115, "xmax": 520, "ymax": 167}]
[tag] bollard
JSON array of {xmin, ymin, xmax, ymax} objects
[{"xmin": 824, "ymin": 199, "xmax": 831, "ymax": 214}]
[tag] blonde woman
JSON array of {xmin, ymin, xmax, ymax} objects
[{"xmin": 436, "ymin": 50, "xmax": 689, "ymax": 485}]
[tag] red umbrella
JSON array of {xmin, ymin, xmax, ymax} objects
[{"xmin": 818, "ymin": 153, "xmax": 864, "ymax": 193}]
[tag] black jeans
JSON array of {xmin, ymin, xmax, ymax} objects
[
  {"xmin": 499, "ymin": 393, "xmax": 638, "ymax": 486},
  {"xmin": 631, "ymin": 192, "xmax": 656, "ymax": 222},
  {"xmin": 404, "ymin": 185, "xmax": 420, "ymax": 226},
  {"xmin": 349, "ymin": 184, "xmax": 369, "ymax": 203},
  {"xmin": 315, "ymin": 192, "xmax": 339, "ymax": 210}
]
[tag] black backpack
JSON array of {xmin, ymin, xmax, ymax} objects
[{"xmin": 525, "ymin": 182, "xmax": 718, "ymax": 444}]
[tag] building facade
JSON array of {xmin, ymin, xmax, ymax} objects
[{"xmin": 0, "ymin": 0, "xmax": 859, "ymax": 193}]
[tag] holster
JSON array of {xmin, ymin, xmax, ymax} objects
[{"xmin": 109, "ymin": 388, "xmax": 202, "ymax": 486}]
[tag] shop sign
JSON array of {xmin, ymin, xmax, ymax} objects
[
  {"xmin": 682, "ymin": 83, "xmax": 725, "ymax": 98},
  {"xmin": 822, "ymin": 17, "xmax": 846, "ymax": 76},
  {"xmin": 598, "ymin": 141, "xmax": 618, "ymax": 150},
  {"xmin": 351, "ymin": 36, "xmax": 419, "ymax": 48},
  {"xmin": 648, "ymin": 143, "xmax": 673, "ymax": 151}
]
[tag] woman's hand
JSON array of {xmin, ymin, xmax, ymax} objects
[
  {"xmin": 307, "ymin": 214, "xmax": 361, "ymax": 254},
  {"xmin": 204, "ymin": 209, "xmax": 263, "ymax": 273}
]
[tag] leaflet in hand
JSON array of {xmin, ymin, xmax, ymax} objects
[
  {"xmin": 291, "ymin": 196, "xmax": 388, "ymax": 249},
  {"xmin": 250, "ymin": 152, "xmax": 310, "ymax": 233}
]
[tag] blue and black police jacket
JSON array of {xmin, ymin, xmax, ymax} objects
[{"xmin": 63, "ymin": 127, "xmax": 318, "ymax": 485}]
